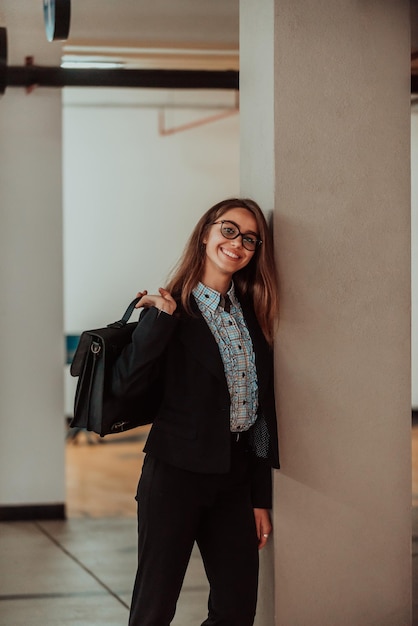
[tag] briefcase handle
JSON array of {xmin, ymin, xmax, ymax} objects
[{"xmin": 107, "ymin": 297, "xmax": 141, "ymax": 329}]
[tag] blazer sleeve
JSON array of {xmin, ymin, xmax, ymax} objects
[
  {"xmin": 112, "ymin": 306, "xmax": 178, "ymax": 398},
  {"xmin": 250, "ymin": 456, "xmax": 273, "ymax": 509}
]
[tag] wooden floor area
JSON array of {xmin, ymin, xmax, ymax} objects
[
  {"xmin": 67, "ymin": 424, "xmax": 418, "ymax": 518},
  {"xmin": 65, "ymin": 423, "xmax": 418, "ymax": 621},
  {"xmin": 66, "ymin": 425, "xmax": 150, "ymax": 518}
]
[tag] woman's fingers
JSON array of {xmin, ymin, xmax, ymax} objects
[
  {"xmin": 159, "ymin": 288, "xmax": 176, "ymax": 304},
  {"xmin": 134, "ymin": 290, "xmax": 148, "ymax": 308},
  {"xmin": 157, "ymin": 288, "xmax": 177, "ymax": 314},
  {"xmin": 135, "ymin": 289, "xmax": 176, "ymax": 315},
  {"xmin": 253, "ymin": 508, "xmax": 272, "ymax": 550}
]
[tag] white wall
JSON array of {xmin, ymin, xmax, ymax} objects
[
  {"xmin": 63, "ymin": 88, "xmax": 240, "ymax": 414},
  {"xmin": 63, "ymin": 87, "xmax": 240, "ymax": 332}
]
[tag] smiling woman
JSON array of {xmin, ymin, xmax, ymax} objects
[{"xmin": 110, "ymin": 197, "xmax": 280, "ymax": 626}]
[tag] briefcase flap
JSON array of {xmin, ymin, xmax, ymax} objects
[{"xmin": 70, "ymin": 322, "xmax": 137, "ymax": 377}]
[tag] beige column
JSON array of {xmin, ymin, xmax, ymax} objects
[
  {"xmin": 240, "ymin": 2, "xmax": 276, "ymax": 625},
  {"xmin": 0, "ymin": 3, "xmax": 65, "ymax": 517},
  {"xmin": 240, "ymin": 1, "xmax": 411, "ymax": 625}
]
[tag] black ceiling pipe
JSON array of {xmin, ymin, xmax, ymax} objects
[
  {"xmin": 0, "ymin": 28, "xmax": 7, "ymax": 95},
  {"xmin": 6, "ymin": 66, "xmax": 239, "ymax": 90},
  {"xmin": 6, "ymin": 61, "xmax": 418, "ymax": 94}
]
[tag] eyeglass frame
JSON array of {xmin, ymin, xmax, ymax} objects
[{"xmin": 211, "ymin": 220, "xmax": 263, "ymax": 251}]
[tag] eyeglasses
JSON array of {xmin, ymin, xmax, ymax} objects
[{"xmin": 212, "ymin": 220, "xmax": 262, "ymax": 252}]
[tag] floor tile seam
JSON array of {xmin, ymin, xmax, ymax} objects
[
  {"xmin": 34, "ymin": 521, "xmax": 130, "ymax": 611},
  {"xmin": 0, "ymin": 590, "xmax": 110, "ymax": 602}
]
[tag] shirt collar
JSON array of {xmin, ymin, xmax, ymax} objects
[{"xmin": 193, "ymin": 281, "xmax": 238, "ymax": 316}]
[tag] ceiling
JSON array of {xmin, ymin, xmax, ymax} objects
[
  {"xmin": 63, "ymin": 0, "xmax": 239, "ymax": 71},
  {"xmin": 67, "ymin": 0, "xmax": 239, "ymax": 48},
  {"xmin": 67, "ymin": 1, "xmax": 416, "ymax": 87},
  {"xmin": 2, "ymin": 1, "xmax": 417, "ymax": 84}
]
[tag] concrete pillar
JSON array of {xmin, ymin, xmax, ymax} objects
[
  {"xmin": 240, "ymin": 1, "xmax": 276, "ymax": 625},
  {"xmin": 240, "ymin": 1, "xmax": 411, "ymax": 624},
  {"xmin": 0, "ymin": 4, "xmax": 65, "ymax": 518}
]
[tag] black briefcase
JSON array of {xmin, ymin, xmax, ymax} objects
[{"xmin": 70, "ymin": 298, "xmax": 157, "ymax": 437}]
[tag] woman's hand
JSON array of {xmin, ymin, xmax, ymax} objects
[
  {"xmin": 135, "ymin": 288, "xmax": 177, "ymax": 316},
  {"xmin": 253, "ymin": 508, "xmax": 272, "ymax": 550}
]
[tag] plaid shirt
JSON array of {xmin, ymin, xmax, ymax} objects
[{"xmin": 192, "ymin": 282, "xmax": 258, "ymax": 432}]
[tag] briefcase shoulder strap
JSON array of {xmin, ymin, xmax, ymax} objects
[
  {"xmin": 107, "ymin": 297, "xmax": 141, "ymax": 329},
  {"xmin": 70, "ymin": 297, "xmax": 141, "ymax": 377}
]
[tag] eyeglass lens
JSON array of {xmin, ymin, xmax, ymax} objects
[{"xmin": 220, "ymin": 221, "xmax": 258, "ymax": 251}]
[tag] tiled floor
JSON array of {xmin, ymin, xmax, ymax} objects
[
  {"xmin": 0, "ymin": 518, "xmax": 209, "ymax": 626},
  {"xmin": 413, "ymin": 509, "xmax": 418, "ymax": 626},
  {"xmin": 411, "ymin": 422, "xmax": 418, "ymax": 625},
  {"xmin": 0, "ymin": 425, "xmax": 416, "ymax": 625},
  {"xmin": 0, "ymin": 426, "xmax": 210, "ymax": 626}
]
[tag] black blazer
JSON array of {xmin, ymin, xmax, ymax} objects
[{"xmin": 112, "ymin": 296, "xmax": 279, "ymax": 508}]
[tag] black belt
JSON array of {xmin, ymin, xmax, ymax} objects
[{"xmin": 230, "ymin": 430, "xmax": 249, "ymax": 443}]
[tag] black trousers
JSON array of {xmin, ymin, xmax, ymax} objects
[{"xmin": 128, "ymin": 437, "xmax": 259, "ymax": 626}]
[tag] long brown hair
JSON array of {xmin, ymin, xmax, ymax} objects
[{"xmin": 166, "ymin": 198, "xmax": 279, "ymax": 345}]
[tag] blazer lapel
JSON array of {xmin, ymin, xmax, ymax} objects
[{"xmin": 178, "ymin": 305, "xmax": 227, "ymax": 383}]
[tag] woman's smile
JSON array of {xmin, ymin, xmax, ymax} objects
[{"xmin": 220, "ymin": 245, "xmax": 241, "ymax": 260}]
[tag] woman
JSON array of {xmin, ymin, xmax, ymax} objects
[{"xmin": 112, "ymin": 198, "xmax": 280, "ymax": 626}]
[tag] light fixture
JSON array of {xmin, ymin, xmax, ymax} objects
[
  {"xmin": 60, "ymin": 60, "xmax": 124, "ymax": 70},
  {"xmin": 43, "ymin": 0, "xmax": 71, "ymax": 42}
]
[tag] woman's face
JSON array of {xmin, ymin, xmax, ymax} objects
[{"xmin": 202, "ymin": 207, "xmax": 259, "ymax": 286}]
